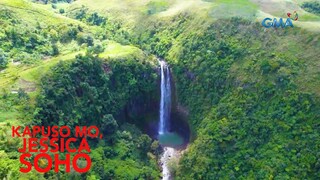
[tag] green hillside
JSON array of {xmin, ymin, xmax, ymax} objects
[{"xmin": 0, "ymin": 0, "xmax": 319, "ymax": 179}]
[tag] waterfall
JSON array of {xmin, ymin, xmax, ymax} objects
[
  {"xmin": 159, "ymin": 60, "xmax": 171, "ymax": 135},
  {"xmin": 157, "ymin": 60, "xmax": 187, "ymax": 180},
  {"xmin": 158, "ymin": 60, "xmax": 174, "ymax": 180}
]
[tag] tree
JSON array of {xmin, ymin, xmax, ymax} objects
[
  {"xmin": 51, "ymin": 43, "xmax": 59, "ymax": 56},
  {"xmin": 150, "ymin": 140, "xmax": 161, "ymax": 155},
  {"xmin": 51, "ymin": 4, "xmax": 57, "ymax": 9},
  {"xmin": 0, "ymin": 49, "xmax": 8, "ymax": 69},
  {"xmin": 76, "ymin": 33, "xmax": 94, "ymax": 46},
  {"xmin": 87, "ymin": 43, "xmax": 105, "ymax": 55},
  {"xmin": 17, "ymin": 88, "xmax": 29, "ymax": 100},
  {"xmin": 137, "ymin": 134, "xmax": 152, "ymax": 153},
  {"xmin": 101, "ymin": 114, "xmax": 118, "ymax": 135},
  {"xmin": 302, "ymin": 1, "xmax": 320, "ymax": 15},
  {"xmin": 59, "ymin": 8, "xmax": 65, "ymax": 14}
]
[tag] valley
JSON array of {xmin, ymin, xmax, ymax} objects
[{"xmin": 0, "ymin": 0, "xmax": 319, "ymax": 179}]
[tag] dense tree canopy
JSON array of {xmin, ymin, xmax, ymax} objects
[
  {"xmin": 128, "ymin": 16, "xmax": 320, "ymax": 179},
  {"xmin": 301, "ymin": 1, "xmax": 320, "ymax": 15},
  {"xmin": 32, "ymin": 53, "xmax": 160, "ymax": 179}
]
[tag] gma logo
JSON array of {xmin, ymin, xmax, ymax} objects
[{"xmin": 262, "ymin": 18, "xmax": 294, "ymax": 28}]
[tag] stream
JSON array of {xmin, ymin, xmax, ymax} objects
[{"xmin": 160, "ymin": 147, "xmax": 179, "ymax": 180}]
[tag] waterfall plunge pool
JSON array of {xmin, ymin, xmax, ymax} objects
[
  {"xmin": 141, "ymin": 113, "xmax": 190, "ymax": 149},
  {"xmin": 158, "ymin": 132, "xmax": 184, "ymax": 147}
]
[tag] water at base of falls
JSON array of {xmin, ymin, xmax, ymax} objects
[
  {"xmin": 159, "ymin": 133, "xmax": 184, "ymax": 180},
  {"xmin": 158, "ymin": 132, "xmax": 184, "ymax": 147}
]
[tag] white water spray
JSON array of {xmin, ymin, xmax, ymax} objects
[
  {"xmin": 158, "ymin": 60, "xmax": 176, "ymax": 180},
  {"xmin": 161, "ymin": 147, "xmax": 178, "ymax": 180},
  {"xmin": 159, "ymin": 60, "xmax": 171, "ymax": 135}
]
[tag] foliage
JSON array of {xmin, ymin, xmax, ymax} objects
[
  {"xmin": 68, "ymin": 6, "xmax": 106, "ymax": 26},
  {"xmin": 0, "ymin": 8, "xmax": 86, "ymax": 66},
  {"xmin": 128, "ymin": 15, "xmax": 320, "ymax": 179},
  {"xmin": 34, "ymin": 0, "xmax": 73, "ymax": 4},
  {"xmin": 67, "ymin": 6, "xmax": 131, "ymax": 44},
  {"xmin": 0, "ymin": 49, "xmax": 8, "ymax": 69},
  {"xmin": 87, "ymin": 42, "xmax": 104, "ymax": 54},
  {"xmin": 167, "ymin": 18, "xmax": 319, "ymax": 179},
  {"xmin": 76, "ymin": 32, "xmax": 94, "ymax": 46},
  {"xmin": 32, "ymin": 53, "xmax": 160, "ymax": 178},
  {"xmin": 85, "ymin": 127, "xmax": 160, "ymax": 179},
  {"xmin": 59, "ymin": 8, "xmax": 65, "ymax": 14},
  {"xmin": 146, "ymin": 1, "xmax": 169, "ymax": 15},
  {"xmin": 35, "ymin": 53, "xmax": 157, "ymax": 128},
  {"xmin": 0, "ymin": 122, "xmax": 46, "ymax": 179},
  {"xmin": 301, "ymin": 1, "xmax": 320, "ymax": 15},
  {"xmin": 1, "ymin": 0, "xmax": 320, "ymax": 179}
]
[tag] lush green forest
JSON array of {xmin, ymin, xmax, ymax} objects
[
  {"xmin": 128, "ymin": 15, "xmax": 320, "ymax": 180},
  {"xmin": 0, "ymin": 0, "xmax": 320, "ymax": 179},
  {"xmin": 302, "ymin": 1, "xmax": 320, "ymax": 15}
]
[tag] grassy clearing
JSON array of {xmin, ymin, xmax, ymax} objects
[
  {"xmin": 0, "ymin": 51, "xmax": 83, "ymax": 92},
  {"xmin": 0, "ymin": 0, "xmax": 86, "ymax": 27},
  {"xmin": 209, "ymin": 0, "xmax": 258, "ymax": 20},
  {"xmin": 142, "ymin": 0, "xmax": 170, "ymax": 15},
  {"xmin": 99, "ymin": 41, "xmax": 144, "ymax": 59},
  {"xmin": 19, "ymin": 51, "xmax": 84, "ymax": 83},
  {"xmin": 0, "ymin": 40, "xmax": 147, "ymax": 93}
]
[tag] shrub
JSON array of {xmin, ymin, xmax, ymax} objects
[
  {"xmin": 51, "ymin": 4, "xmax": 57, "ymax": 9},
  {"xmin": 59, "ymin": 8, "xmax": 65, "ymax": 14},
  {"xmin": 51, "ymin": 43, "xmax": 59, "ymax": 56},
  {"xmin": 0, "ymin": 49, "xmax": 8, "ymax": 69}
]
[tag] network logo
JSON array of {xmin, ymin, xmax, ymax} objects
[
  {"xmin": 287, "ymin": 11, "xmax": 299, "ymax": 21},
  {"xmin": 262, "ymin": 11, "xmax": 299, "ymax": 28}
]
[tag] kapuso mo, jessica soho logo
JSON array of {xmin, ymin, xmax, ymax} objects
[{"xmin": 262, "ymin": 11, "xmax": 299, "ymax": 28}]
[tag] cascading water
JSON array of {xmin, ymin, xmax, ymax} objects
[
  {"xmin": 158, "ymin": 60, "xmax": 188, "ymax": 180},
  {"xmin": 159, "ymin": 60, "xmax": 171, "ymax": 135},
  {"xmin": 158, "ymin": 60, "xmax": 176, "ymax": 180}
]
